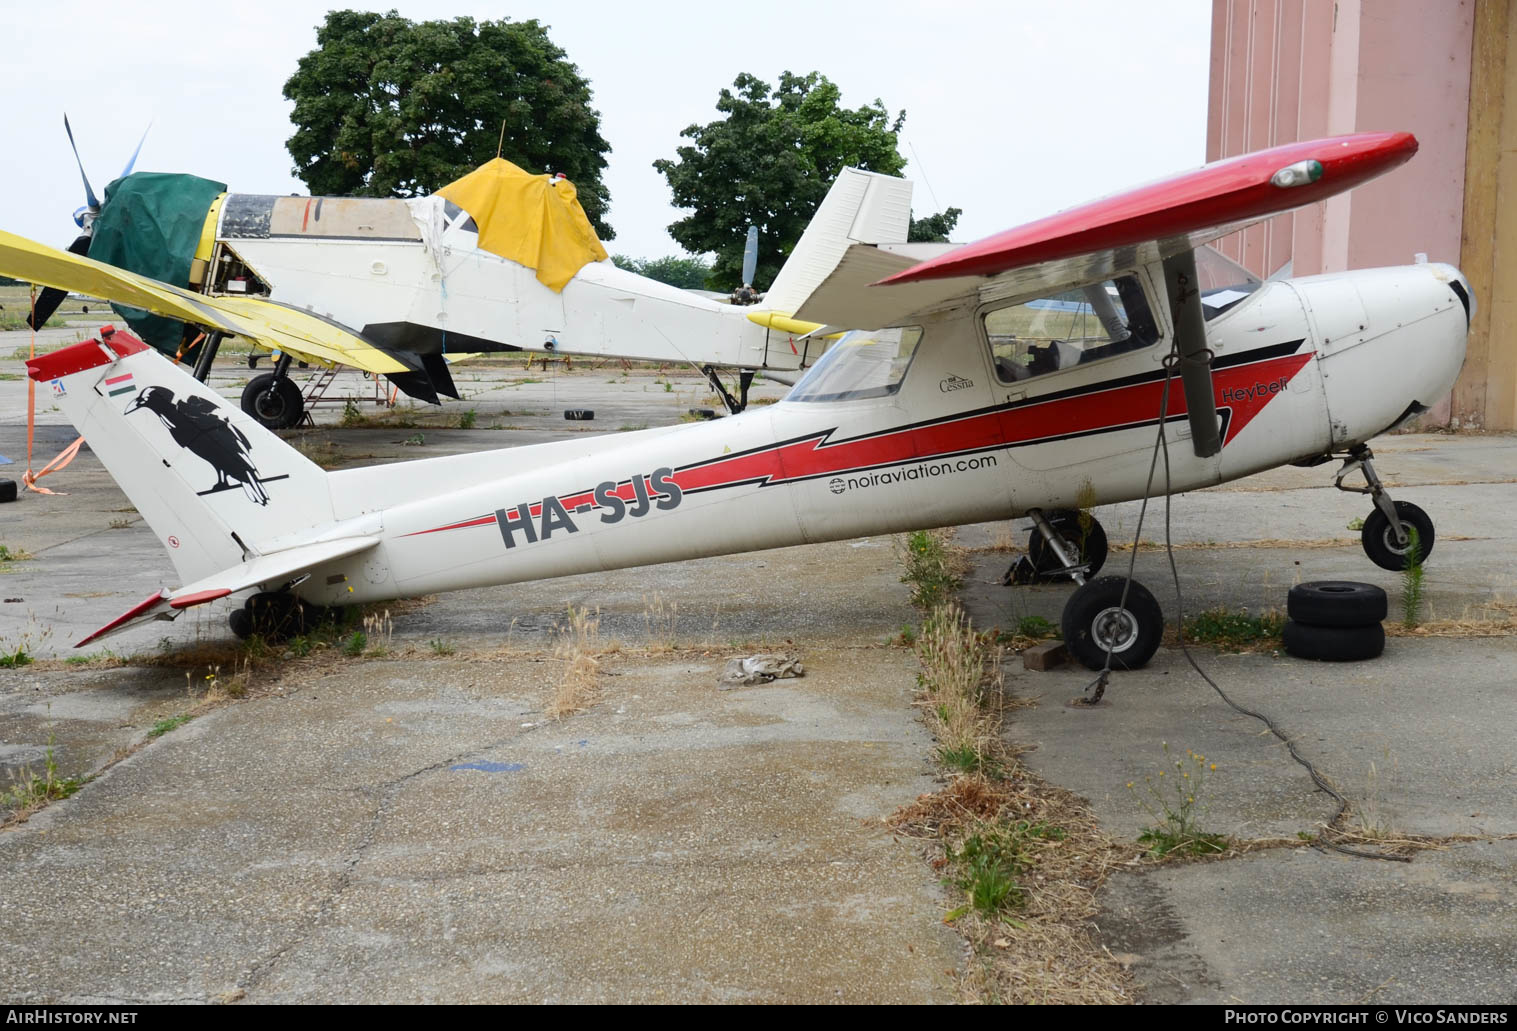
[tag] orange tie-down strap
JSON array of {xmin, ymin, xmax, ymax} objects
[
  {"xmin": 23, "ymin": 433, "xmax": 84, "ymax": 495},
  {"xmin": 23, "ymin": 290, "xmax": 84, "ymax": 494}
]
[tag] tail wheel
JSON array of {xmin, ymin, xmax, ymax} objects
[
  {"xmin": 240, "ymin": 373, "xmax": 304, "ymax": 430},
  {"xmin": 1361, "ymin": 501, "xmax": 1434, "ymax": 570},
  {"xmin": 1060, "ymin": 575, "xmax": 1163, "ymax": 671},
  {"xmin": 1028, "ymin": 510, "xmax": 1108, "ymax": 579}
]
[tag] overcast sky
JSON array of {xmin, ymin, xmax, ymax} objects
[{"xmin": 0, "ymin": 1, "xmax": 1212, "ymax": 259}]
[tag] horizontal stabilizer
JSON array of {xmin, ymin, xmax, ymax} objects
[{"xmin": 75, "ymin": 536, "xmax": 379, "ymax": 647}]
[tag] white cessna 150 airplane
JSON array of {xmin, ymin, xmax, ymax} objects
[
  {"xmin": 27, "ymin": 131, "xmax": 1469, "ymax": 672},
  {"xmin": 3, "ymin": 141, "xmax": 913, "ymax": 426}
]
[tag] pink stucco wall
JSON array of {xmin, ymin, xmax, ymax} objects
[{"xmin": 1208, "ymin": 0, "xmax": 1473, "ymax": 277}]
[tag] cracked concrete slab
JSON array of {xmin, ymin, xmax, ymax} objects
[
  {"xmin": 957, "ymin": 431, "xmax": 1517, "ymax": 1004},
  {"xmin": 0, "ymin": 647, "xmax": 960, "ymax": 1004}
]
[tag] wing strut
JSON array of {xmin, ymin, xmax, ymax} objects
[{"xmin": 1161, "ymin": 248, "xmax": 1221, "ymax": 459}]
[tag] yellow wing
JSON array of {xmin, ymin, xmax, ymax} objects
[{"xmin": 0, "ymin": 230, "xmax": 410, "ymax": 375}]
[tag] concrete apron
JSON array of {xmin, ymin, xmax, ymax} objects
[{"xmin": 961, "ymin": 433, "xmax": 1517, "ymax": 1004}]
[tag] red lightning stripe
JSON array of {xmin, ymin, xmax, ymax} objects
[{"xmin": 401, "ymin": 351, "xmax": 1311, "ymax": 538}]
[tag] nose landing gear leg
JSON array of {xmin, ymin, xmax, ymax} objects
[{"xmin": 1333, "ymin": 444, "xmax": 1436, "ymax": 569}]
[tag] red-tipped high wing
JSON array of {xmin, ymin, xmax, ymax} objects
[{"xmin": 878, "ymin": 132, "xmax": 1417, "ymax": 286}]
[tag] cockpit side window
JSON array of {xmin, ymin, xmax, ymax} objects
[
  {"xmin": 984, "ymin": 274, "xmax": 1159, "ymax": 384},
  {"xmin": 441, "ymin": 199, "xmax": 479, "ymax": 234},
  {"xmin": 785, "ymin": 327, "xmax": 924, "ymax": 403}
]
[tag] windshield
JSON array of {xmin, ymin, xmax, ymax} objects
[
  {"xmin": 1196, "ymin": 245, "xmax": 1263, "ymax": 320},
  {"xmin": 785, "ymin": 327, "xmax": 924, "ymax": 403}
]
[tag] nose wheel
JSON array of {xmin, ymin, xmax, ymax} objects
[{"xmin": 1333, "ymin": 445, "xmax": 1436, "ymax": 569}]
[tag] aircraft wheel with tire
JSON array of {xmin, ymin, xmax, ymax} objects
[
  {"xmin": 1361, "ymin": 501, "xmax": 1434, "ymax": 570},
  {"xmin": 245, "ymin": 592, "xmax": 304, "ymax": 639},
  {"xmin": 1060, "ymin": 575, "xmax": 1163, "ymax": 671},
  {"xmin": 241, "ymin": 373, "xmax": 304, "ymax": 430},
  {"xmin": 1029, "ymin": 510, "xmax": 1108, "ymax": 579},
  {"xmin": 1282, "ymin": 620, "xmax": 1385, "ymax": 661},
  {"xmin": 228, "ymin": 607, "xmax": 253, "ymax": 640},
  {"xmin": 1287, "ymin": 581, "xmax": 1387, "ymax": 626}
]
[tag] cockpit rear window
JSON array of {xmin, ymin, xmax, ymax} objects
[
  {"xmin": 785, "ymin": 327, "xmax": 924, "ymax": 403},
  {"xmin": 442, "ymin": 199, "xmax": 479, "ymax": 234}
]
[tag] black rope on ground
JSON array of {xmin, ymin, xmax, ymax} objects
[{"xmin": 1092, "ymin": 342, "xmax": 1406, "ymax": 862}]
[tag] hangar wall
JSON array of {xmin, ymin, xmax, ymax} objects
[{"xmin": 1206, "ymin": 0, "xmax": 1517, "ymax": 429}]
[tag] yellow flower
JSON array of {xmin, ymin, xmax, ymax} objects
[{"xmin": 1210, "ymin": 764, "xmax": 1217, "ymax": 771}]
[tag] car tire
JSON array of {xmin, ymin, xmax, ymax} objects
[
  {"xmin": 1286, "ymin": 581, "xmax": 1387, "ymax": 627},
  {"xmin": 1061, "ymin": 575, "xmax": 1164, "ymax": 671},
  {"xmin": 1282, "ymin": 619, "xmax": 1385, "ymax": 662}
]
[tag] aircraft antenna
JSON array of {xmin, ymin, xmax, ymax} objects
[
  {"xmin": 496, "ymin": 120, "xmax": 507, "ymax": 160},
  {"xmin": 906, "ymin": 140, "xmax": 941, "ymax": 213}
]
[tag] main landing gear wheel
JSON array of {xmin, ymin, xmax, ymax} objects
[
  {"xmin": 1028, "ymin": 510, "xmax": 1108, "ymax": 580},
  {"xmin": 1361, "ymin": 501, "xmax": 1435, "ymax": 571},
  {"xmin": 1061, "ymin": 575, "xmax": 1164, "ymax": 671},
  {"xmin": 241, "ymin": 373, "xmax": 303, "ymax": 430},
  {"xmin": 229, "ymin": 592, "xmax": 329, "ymax": 641}
]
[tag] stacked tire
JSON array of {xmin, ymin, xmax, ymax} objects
[{"xmin": 1282, "ymin": 581, "xmax": 1386, "ymax": 661}]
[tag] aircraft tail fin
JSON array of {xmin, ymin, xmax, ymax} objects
[
  {"xmin": 25, "ymin": 327, "xmax": 336, "ymax": 588},
  {"xmin": 760, "ymin": 167, "xmax": 914, "ymax": 316}
]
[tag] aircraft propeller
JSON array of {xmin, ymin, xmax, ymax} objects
[{"xmin": 26, "ymin": 115, "xmax": 150, "ymax": 330}]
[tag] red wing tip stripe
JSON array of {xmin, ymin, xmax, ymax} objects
[
  {"xmin": 170, "ymin": 588, "xmax": 232, "ymax": 609},
  {"xmin": 75, "ymin": 589, "xmax": 170, "ymax": 647}
]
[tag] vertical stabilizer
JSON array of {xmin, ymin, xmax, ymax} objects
[
  {"xmin": 25, "ymin": 328, "xmax": 334, "ymax": 584},
  {"xmin": 761, "ymin": 168, "xmax": 914, "ymax": 316}
]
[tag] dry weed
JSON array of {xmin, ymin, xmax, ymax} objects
[{"xmin": 548, "ymin": 605, "xmax": 602, "ymax": 718}]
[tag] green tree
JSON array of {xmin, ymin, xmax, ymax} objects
[
  {"xmin": 610, "ymin": 254, "xmax": 715, "ymax": 290},
  {"xmin": 908, "ymin": 206, "xmax": 963, "ymax": 243},
  {"xmin": 283, "ymin": 10, "xmax": 616, "ymax": 239},
  {"xmin": 654, "ymin": 71, "xmax": 908, "ymax": 290}
]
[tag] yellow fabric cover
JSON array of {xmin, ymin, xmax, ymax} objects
[{"xmin": 437, "ymin": 158, "xmax": 608, "ymax": 292}]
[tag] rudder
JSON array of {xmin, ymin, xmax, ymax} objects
[{"xmin": 26, "ymin": 327, "xmax": 333, "ymax": 585}]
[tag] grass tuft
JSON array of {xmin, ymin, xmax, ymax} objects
[
  {"xmin": 548, "ymin": 605, "xmax": 601, "ymax": 718},
  {"xmin": 1181, "ymin": 607, "xmax": 1285, "ymax": 652}
]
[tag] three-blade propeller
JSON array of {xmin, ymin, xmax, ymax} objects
[{"xmin": 28, "ymin": 115, "xmax": 150, "ymax": 330}]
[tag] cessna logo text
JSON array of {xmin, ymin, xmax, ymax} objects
[
  {"xmin": 1221, "ymin": 377, "xmax": 1290, "ymax": 404},
  {"xmin": 940, "ymin": 375, "xmax": 974, "ymax": 392},
  {"xmin": 494, "ymin": 468, "xmax": 683, "ymax": 548},
  {"xmin": 831, "ymin": 455, "xmax": 998, "ymax": 494}
]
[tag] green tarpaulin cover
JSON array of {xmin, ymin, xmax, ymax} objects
[{"xmin": 90, "ymin": 172, "xmax": 226, "ymax": 355}]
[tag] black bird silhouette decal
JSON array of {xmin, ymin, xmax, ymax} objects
[{"xmin": 126, "ymin": 386, "xmax": 271, "ymax": 505}]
